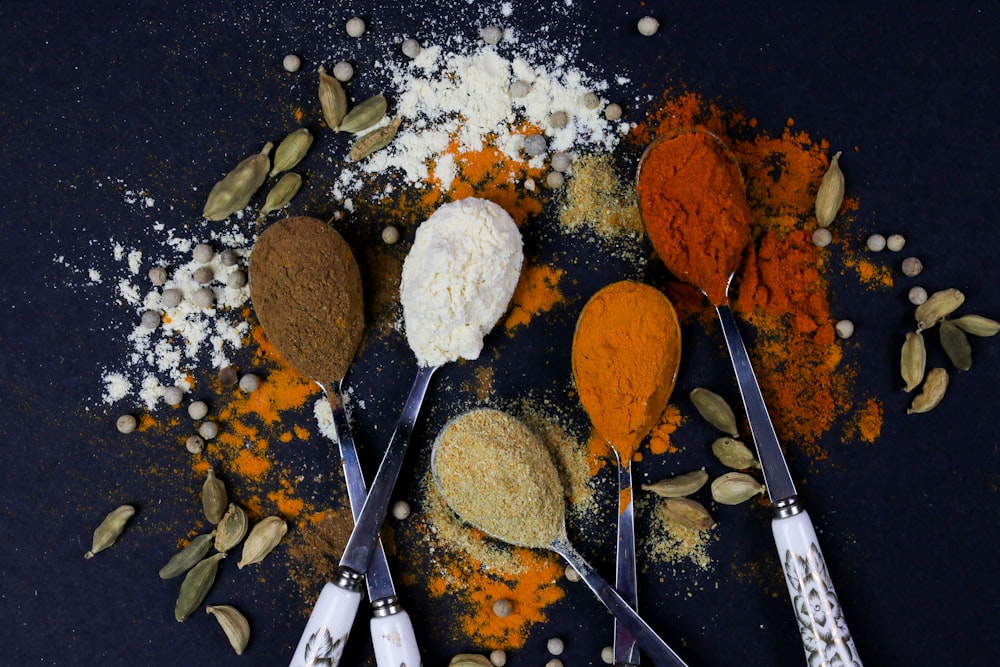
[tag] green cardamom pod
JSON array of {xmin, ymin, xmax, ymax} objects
[
  {"xmin": 907, "ymin": 367, "xmax": 949, "ymax": 414},
  {"xmin": 711, "ymin": 437, "xmax": 760, "ymax": 470},
  {"xmin": 951, "ymin": 314, "xmax": 1000, "ymax": 337},
  {"xmin": 689, "ymin": 387, "xmax": 739, "ymax": 437},
  {"xmin": 202, "ymin": 467, "xmax": 228, "ymax": 525},
  {"xmin": 711, "ymin": 472, "xmax": 766, "ymax": 505},
  {"xmin": 915, "ymin": 288, "xmax": 965, "ymax": 331},
  {"xmin": 256, "ymin": 172, "xmax": 302, "ymax": 224},
  {"xmin": 939, "ymin": 319, "xmax": 972, "ymax": 371},
  {"xmin": 348, "ymin": 116, "xmax": 402, "ymax": 162},
  {"xmin": 640, "ymin": 469, "xmax": 708, "ymax": 498},
  {"xmin": 318, "ymin": 66, "xmax": 347, "ymax": 130},
  {"xmin": 659, "ymin": 497, "xmax": 716, "ymax": 531},
  {"xmin": 202, "ymin": 143, "xmax": 273, "ymax": 221},
  {"xmin": 270, "ymin": 128, "xmax": 313, "ymax": 176},
  {"xmin": 237, "ymin": 516, "xmax": 287, "ymax": 568},
  {"xmin": 900, "ymin": 331, "xmax": 926, "ymax": 393},
  {"xmin": 206, "ymin": 604, "xmax": 251, "ymax": 655},
  {"xmin": 159, "ymin": 531, "xmax": 216, "ymax": 579},
  {"xmin": 85, "ymin": 504, "xmax": 135, "ymax": 559},
  {"xmin": 214, "ymin": 503, "xmax": 249, "ymax": 553},
  {"xmin": 338, "ymin": 93, "xmax": 388, "ymax": 133},
  {"xmin": 814, "ymin": 151, "xmax": 845, "ymax": 228},
  {"xmin": 175, "ymin": 552, "xmax": 226, "ymax": 622}
]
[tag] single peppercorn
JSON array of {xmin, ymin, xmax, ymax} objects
[
  {"xmin": 239, "ymin": 373, "xmax": 261, "ymax": 393},
  {"xmin": 812, "ymin": 228, "xmax": 833, "ymax": 247},
  {"xmin": 401, "ymin": 38, "xmax": 422, "ymax": 58},
  {"xmin": 345, "ymin": 17, "xmax": 365, "ymax": 37},
  {"xmin": 381, "ymin": 225, "xmax": 400, "ymax": 244},
  {"xmin": 192, "ymin": 243, "xmax": 214, "ymax": 263},
  {"xmin": 866, "ymin": 233, "xmax": 886, "ymax": 252},
  {"xmin": 219, "ymin": 365, "xmax": 239, "ymax": 387},
  {"xmin": 185, "ymin": 435, "xmax": 204, "ymax": 454},
  {"xmin": 333, "ymin": 61, "xmax": 354, "ymax": 82},
  {"xmin": 548, "ymin": 111, "xmax": 569, "ymax": 128},
  {"xmin": 601, "ymin": 646, "xmax": 615, "ymax": 664},
  {"xmin": 283, "ymin": 54, "xmax": 301, "ymax": 73},
  {"xmin": 163, "ymin": 386, "xmax": 183, "ymax": 406},
  {"xmin": 391, "ymin": 500, "xmax": 411, "ymax": 520},
  {"xmin": 193, "ymin": 266, "xmax": 214, "ymax": 284},
  {"xmin": 489, "ymin": 650, "xmax": 507, "ymax": 667},
  {"xmin": 227, "ymin": 269, "xmax": 248, "ymax": 289},
  {"xmin": 481, "ymin": 25, "xmax": 503, "ymax": 45},
  {"xmin": 193, "ymin": 287, "xmax": 215, "ymax": 308},
  {"xmin": 492, "ymin": 598, "xmax": 513, "ymax": 618},
  {"xmin": 148, "ymin": 266, "xmax": 168, "ymax": 286},
  {"xmin": 886, "ymin": 234, "xmax": 906, "ymax": 251},
  {"xmin": 604, "ymin": 103, "xmax": 623, "ymax": 120},
  {"xmin": 908, "ymin": 286, "xmax": 929, "ymax": 305},
  {"xmin": 582, "ymin": 91, "xmax": 600, "ymax": 109},
  {"xmin": 835, "ymin": 320, "xmax": 855, "ymax": 339},
  {"xmin": 198, "ymin": 421, "xmax": 219, "ymax": 440},
  {"xmin": 545, "ymin": 660, "xmax": 564, "ymax": 667},
  {"xmin": 564, "ymin": 564, "xmax": 581, "ymax": 582},
  {"xmin": 161, "ymin": 288, "xmax": 183, "ymax": 308},
  {"xmin": 140, "ymin": 310, "xmax": 161, "ymax": 330},
  {"xmin": 547, "ymin": 638, "xmax": 565, "ymax": 656},
  {"xmin": 523, "ymin": 134, "xmax": 546, "ymax": 156},
  {"xmin": 545, "ymin": 171, "xmax": 565, "ymax": 188},
  {"xmin": 508, "ymin": 80, "xmax": 530, "ymax": 98},
  {"xmin": 188, "ymin": 400, "xmax": 209, "ymax": 420},
  {"xmin": 550, "ymin": 151, "xmax": 572, "ymax": 172},
  {"xmin": 220, "ymin": 249, "xmax": 239, "ymax": 266},
  {"xmin": 901, "ymin": 256, "xmax": 923, "ymax": 277},
  {"xmin": 637, "ymin": 16, "xmax": 660, "ymax": 36},
  {"xmin": 116, "ymin": 414, "xmax": 137, "ymax": 434}
]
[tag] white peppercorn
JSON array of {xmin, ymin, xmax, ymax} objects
[
  {"xmin": 116, "ymin": 414, "xmax": 137, "ymax": 434},
  {"xmin": 140, "ymin": 310, "xmax": 161, "ymax": 330},
  {"xmin": 401, "ymin": 38, "xmax": 422, "ymax": 58},
  {"xmin": 901, "ymin": 256, "xmax": 923, "ymax": 277},
  {"xmin": 193, "ymin": 287, "xmax": 215, "ymax": 308},
  {"xmin": 193, "ymin": 266, "xmax": 214, "ymax": 284},
  {"xmin": 545, "ymin": 660, "xmax": 563, "ymax": 667},
  {"xmin": 198, "ymin": 421, "xmax": 219, "ymax": 440},
  {"xmin": 220, "ymin": 249, "xmax": 239, "ymax": 266},
  {"xmin": 333, "ymin": 60, "xmax": 354, "ymax": 82},
  {"xmin": 192, "ymin": 242, "xmax": 214, "ymax": 263},
  {"xmin": 283, "ymin": 54, "xmax": 301, "ymax": 73},
  {"xmin": 163, "ymin": 386, "xmax": 184, "ymax": 406},
  {"xmin": 601, "ymin": 646, "xmax": 615, "ymax": 664},
  {"xmin": 345, "ymin": 17, "xmax": 365, "ymax": 37},
  {"xmin": 508, "ymin": 80, "xmax": 530, "ymax": 98},
  {"xmin": 908, "ymin": 286, "xmax": 928, "ymax": 305},
  {"xmin": 161, "ymin": 288, "xmax": 183, "ymax": 308},
  {"xmin": 489, "ymin": 649, "xmax": 507, "ymax": 667},
  {"xmin": 219, "ymin": 365, "xmax": 239, "ymax": 387},
  {"xmin": 550, "ymin": 151, "xmax": 572, "ymax": 172},
  {"xmin": 381, "ymin": 225, "xmax": 400, "ymax": 244},
  {"xmin": 481, "ymin": 25, "xmax": 503, "ymax": 45},
  {"xmin": 492, "ymin": 598, "xmax": 513, "ymax": 618},
  {"xmin": 637, "ymin": 16, "xmax": 660, "ymax": 36},
  {"xmin": 866, "ymin": 233, "xmax": 886, "ymax": 252},
  {"xmin": 886, "ymin": 234, "xmax": 906, "ymax": 252},
  {"xmin": 523, "ymin": 134, "xmax": 546, "ymax": 156},
  {"xmin": 547, "ymin": 637, "xmax": 565, "ymax": 655},
  {"xmin": 835, "ymin": 319, "xmax": 855, "ymax": 339},
  {"xmin": 227, "ymin": 269, "xmax": 248, "ymax": 289},
  {"xmin": 545, "ymin": 171, "xmax": 565, "ymax": 188},
  {"xmin": 812, "ymin": 228, "xmax": 832, "ymax": 248},
  {"xmin": 187, "ymin": 400, "xmax": 209, "ymax": 420},
  {"xmin": 148, "ymin": 266, "xmax": 168, "ymax": 286},
  {"xmin": 185, "ymin": 435, "xmax": 204, "ymax": 454},
  {"xmin": 239, "ymin": 373, "xmax": 261, "ymax": 393},
  {"xmin": 604, "ymin": 103, "xmax": 623, "ymax": 120},
  {"xmin": 391, "ymin": 500, "xmax": 411, "ymax": 520},
  {"xmin": 564, "ymin": 564, "xmax": 581, "ymax": 582},
  {"xmin": 549, "ymin": 111, "xmax": 569, "ymax": 128},
  {"xmin": 582, "ymin": 91, "xmax": 600, "ymax": 109}
]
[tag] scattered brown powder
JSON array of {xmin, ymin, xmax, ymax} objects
[{"xmin": 558, "ymin": 154, "xmax": 643, "ymax": 239}]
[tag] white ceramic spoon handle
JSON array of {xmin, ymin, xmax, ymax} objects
[
  {"xmin": 289, "ymin": 579, "xmax": 363, "ymax": 667},
  {"xmin": 772, "ymin": 508, "xmax": 862, "ymax": 667},
  {"xmin": 371, "ymin": 608, "xmax": 422, "ymax": 667}
]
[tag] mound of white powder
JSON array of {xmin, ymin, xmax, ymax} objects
[{"xmin": 400, "ymin": 198, "xmax": 523, "ymax": 367}]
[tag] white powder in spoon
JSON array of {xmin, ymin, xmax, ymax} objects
[{"xmin": 400, "ymin": 198, "xmax": 523, "ymax": 367}]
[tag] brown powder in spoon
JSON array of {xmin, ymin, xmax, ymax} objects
[
  {"xmin": 432, "ymin": 408, "xmax": 565, "ymax": 550},
  {"xmin": 249, "ymin": 216, "xmax": 364, "ymax": 383}
]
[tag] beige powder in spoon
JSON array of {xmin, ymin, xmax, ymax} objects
[{"xmin": 433, "ymin": 408, "xmax": 564, "ymax": 549}]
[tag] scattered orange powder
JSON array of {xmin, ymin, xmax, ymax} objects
[
  {"xmin": 269, "ymin": 479, "xmax": 307, "ymax": 517},
  {"xmin": 505, "ymin": 263, "xmax": 565, "ymax": 330},
  {"xmin": 842, "ymin": 253, "xmax": 895, "ymax": 288},
  {"xmin": 844, "ymin": 397, "xmax": 884, "ymax": 444},
  {"xmin": 648, "ymin": 404, "xmax": 683, "ymax": 455}
]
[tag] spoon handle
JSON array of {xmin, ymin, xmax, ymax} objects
[
  {"xmin": 552, "ymin": 538, "xmax": 689, "ymax": 667},
  {"xmin": 715, "ymin": 304, "xmax": 862, "ymax": 666},
  {"xmin": 614, "ymin": 459, "xmax": 641, "ymax": 666},
  {"xmin": 328, "ymin": 388, "xmax": 421, "ymax": 667}
]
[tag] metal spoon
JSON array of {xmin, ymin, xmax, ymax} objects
[
  {"xmin": 637, "ymin": 129, "xmax": 862, "ymax": 666},
  {"xmin": 572, "ymin": 281, "xmax": 682, "ymax": 667},
  {"xmin": 431, "ymin": 409, "xmax": 691, "ymax": 667},
  {"xmin": 248, "ymin": 216, "xmax": 420, "ymax": 667}
]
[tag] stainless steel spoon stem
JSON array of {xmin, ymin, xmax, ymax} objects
[
  {"xmin": 614, "ymin": 455, "xmax": 641, "ymax": 666},
  {"xmin": 552, "ymin": 537, "xmax": 689, "ymax": 667}
]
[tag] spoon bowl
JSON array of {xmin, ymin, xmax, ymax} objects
[{"xmin": 431, "ymin": 408, "xmax": 690, "ymax": 667}]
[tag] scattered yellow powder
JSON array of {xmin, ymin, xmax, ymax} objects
[
  {"xmin": 505, "ymin": 263, "xmax": 565, "ymax": 330},
  {"xmin": 648, "ymin": 404, "xmax": 684, "ymax": 455}
]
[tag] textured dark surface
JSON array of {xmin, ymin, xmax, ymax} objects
[{"xmin": 1, "ymin": 2, "xmax": 998, "ymax": 666}]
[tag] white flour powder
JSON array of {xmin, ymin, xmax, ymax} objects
[{"xmin": 400, "ymin": 198, "xmax": 523, "ymax": 367}]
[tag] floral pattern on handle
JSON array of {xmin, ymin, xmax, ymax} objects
[
  {"xmin": 783, "ymin": 543, "xmax": 861, "ymax": 667},
  {"xmin": 298, "ymin": 626, "xmax": 347, "ymax": 667}
]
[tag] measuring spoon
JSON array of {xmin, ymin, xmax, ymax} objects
[
  {"xmin": 572, "ymin": 281, "xmax": 681, "ymax": 667},
  {"xmin": 637, "ymin": 128, "xmax": 862, "ymax": 666},
  {"xmin": 248, "ymin": 216, "xmax": 420, "ymax": 667},
  {"xmin": 431, "ymin": 408, "xmax": 691, "ymax": 667}
]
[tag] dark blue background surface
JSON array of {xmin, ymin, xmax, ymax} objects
[{"xmin": 1, "ymin": 2, "xmax": 997, "ymax": 666}]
